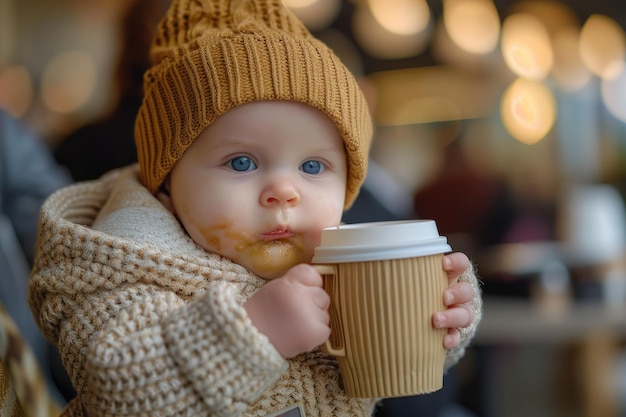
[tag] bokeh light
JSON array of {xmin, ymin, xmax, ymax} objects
[
  {"xmin": 368, "ymin": 0, "xmax": 430, "ymax": 36},
  {"xmin": 501, "ymin": 13, "xmax": 554, "ymax": 80},
  {"xmin": 579, "ymin": 14, "xmax": 626, "ymax": 80},
  {"xmin": 507, "ymin": 0, "xmax": 579, "ymax": 36},
  {"xmin": 0, "ymin": 65, "xmax": 34, "ymax": 118},
  {"xmin": 41, "ymin": 50, "xmax": 97, "ymax": 114},
  {"xmin": 443, "ymin": 0, "xmax": 500, "ymax": 55},
  {"xmin": 500, "ymin": 77, "xmax": 556, "ymax": 145},
  {"xmin": 283, "ymin": 0, "xmax": 341, "ymax": 31},
  {"xmin": 352, "ymin": 0, "xmax": 432, "ymax": 59}
]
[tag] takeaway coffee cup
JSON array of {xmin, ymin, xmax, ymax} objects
[{"xmin": 311, "ymin": 220, "xmax": 451, "ymax": 398}]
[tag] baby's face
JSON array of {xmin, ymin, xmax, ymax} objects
[{"xmin": 168, "ymin": 101, "xmax": 347, "ymax": 279}]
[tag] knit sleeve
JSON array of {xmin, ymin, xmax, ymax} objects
[
  {"xmin": 443, "ymin": 265, "xmax": 482, "ymax": 370},
  {"xmin": 70, "ymin": 282, "xmax": 286, "ymax": 417}
]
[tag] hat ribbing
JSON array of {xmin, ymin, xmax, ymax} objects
[{"xmin": 135, "ymin": 0, "xmax": 372, "ymax": 208}]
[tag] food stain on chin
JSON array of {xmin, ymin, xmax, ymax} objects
[
  {"xmin": 246, "ymin": 239, "xmax": 307, "ymax": 278},
  {"xmin": 198, "ymin": 222, "xmax": 307, "ymax": 279},
  {"xmin": 199, "ymin": 221, "xmax": 259, "ymax": 253}
]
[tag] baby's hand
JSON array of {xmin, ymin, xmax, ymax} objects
[
  {"xmin": 432, "ymin": 252, "xmax": 475, "ymax": 349},
  {"xmin": 244, "ymin": 264, "xmax": 331, "ymax": 358}
]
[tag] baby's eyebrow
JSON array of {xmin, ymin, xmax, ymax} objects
[
  {"xmin": 199, "ymin": 138, "xmax": 256, "ymax": 153},
  {"xmin": 209, "ymin": 137, "xmax": 246, "ymax": 147},
  {"xmin": 312, "ymin": 146, "xmax": 346, "ymax": 156}
]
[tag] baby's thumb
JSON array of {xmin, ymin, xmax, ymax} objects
[{"xmin": 285, "ymin": 264, "xmax": 324, "ymax": 288}]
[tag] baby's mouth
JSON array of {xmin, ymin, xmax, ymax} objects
[{"xmin": 259, "ymin": 228, "xmax": 295, "ymax": 241}]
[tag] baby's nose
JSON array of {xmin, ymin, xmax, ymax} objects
[{"xmin": 260, "ymin": 180, "xmax": 300, "ymax": 206}]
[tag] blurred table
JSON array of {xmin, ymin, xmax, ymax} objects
[
  {"xmin": 477, "ymin": 297, "xmax": 626, "ymax": 344},
  {"xmin": 476, "ymin": 297, "xmax": 626, "ymax": 417},
  {"xmin": 477, "ymin": 241, "xmax": 621, "ymax": 277}
]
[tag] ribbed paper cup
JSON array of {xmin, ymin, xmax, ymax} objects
[{"xmin": 312, "ymin": 220, "xmax": 451, "ymax": 398}]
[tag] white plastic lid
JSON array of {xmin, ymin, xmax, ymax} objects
[{"xmin": 312, "ymin": 220, "xmax": 451, "ymax": 263}]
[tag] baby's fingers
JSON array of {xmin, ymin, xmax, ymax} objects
[
  {"xmin": 443, "ymin": 328, "xmax": 461, "ymax": 349},
  {"xmin": 443, "ymin": 252, "xmax": 471, "ymax": 282},
  {"xmin": 443, "ymin": 282, "xmax": 475, "ymax": 306},
  {"xmin": 432, "ymin": 306, "xmax": 472, "ymax": 329}
]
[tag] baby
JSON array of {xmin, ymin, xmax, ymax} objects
[{"xmin": 29, "ymin": 1, "xmax": 482, "ymax": 416}]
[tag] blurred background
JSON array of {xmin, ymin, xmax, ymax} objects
[{"xmin": 2, "ymin": 0, "xmax": 626, "ymax": 416}]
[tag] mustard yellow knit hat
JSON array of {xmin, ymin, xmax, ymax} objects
[{"xmin": 135, "ymin": 0, "xmax": 372, "ymax": 208}]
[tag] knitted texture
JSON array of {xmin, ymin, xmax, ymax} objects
[{"xmin": 135, "ymin": 0, "xmax": 373, "ymax": 209}]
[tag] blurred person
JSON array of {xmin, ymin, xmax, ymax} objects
[
  {"xmin": 0, "ymin": 108, "xmax": 72, "ymax": 412},
  {"xmin": 54, "ymin": 0, "xmax": 170, "ymax": 181},
  {"xmin": 413, "ymin": 133, "xmax": 502, "ymax": 246}
]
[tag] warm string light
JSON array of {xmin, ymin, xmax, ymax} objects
[
  {"xmin": 579, "ymin": 14, "xmax": 626, "ymax": 80},
  {"xmin": 352, "ymin": 0, "xmax": 432, "ymax": 59},
  {"xmin": 500, "ymin": 77, "xmax": 556, "ymax": 145},
  {"xmin": 367, "ymin": 0, "xmax": 430, "ymax": 36},
  {"xmin": 442, "ymin": 0, "xmax": 500, "ymax": 55},
  {"xmin": 283, "ymin": 0, "xmax": 341, "ymax": 31},
  {"xmin": 501, "ymin": 13, "xmax": 554, "ymax": 80}
]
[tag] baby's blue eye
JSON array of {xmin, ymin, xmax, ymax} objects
[
  {"xmin": 301, "ymin": 160, "xmax": 324, "ymax": 175},
  {"xmin": 228, "ymin": 156, "xmax": 256, "ymax": 172}
]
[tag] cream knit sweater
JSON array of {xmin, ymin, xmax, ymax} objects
[{"xmin": 29, "ymin": 166, "xmax": 481, "ymax": 417}]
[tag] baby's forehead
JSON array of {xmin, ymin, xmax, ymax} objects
[
  {"xmin": 195, "ymin": 101, "xmax": 343, "ymax": 141},
  {"xmin": 216, "ymin": 100, "xmax": 332, "ymax": 120}
]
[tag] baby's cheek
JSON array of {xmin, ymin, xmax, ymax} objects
[{"xmin": 193, "ymin": 219, "xmax": 250, "ymax": 253}]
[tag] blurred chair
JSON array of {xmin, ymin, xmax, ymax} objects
[
  {"xmin": 0, "ymin": 358, "xmax": 25, "ymax": 417},
  {"xmin": 0, "ymin": 303, "xmax": 60, "ymax": 417}
]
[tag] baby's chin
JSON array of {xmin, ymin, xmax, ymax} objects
[{"xmin": 240, "ymin": 240, "xmax": 311, "ymax": 280}]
